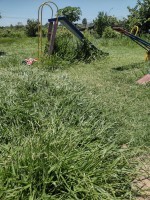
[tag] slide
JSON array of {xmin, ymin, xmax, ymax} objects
[{"xmin": 48, "ymin": 16, "xmax": 98, "ymax": 50}]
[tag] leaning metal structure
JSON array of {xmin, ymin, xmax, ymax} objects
[{"xmin": 38, "ymin": 1, "xmax": 58, "ymax": 58}]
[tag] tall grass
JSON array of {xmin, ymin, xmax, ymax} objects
[
  {"xmin": 44, "ymin": 29, "xmax": 107, "ymax": 66},
  {"xmin": 0, "ymin": 28, "xmax": 25, "ymax": 38},
  {"xmin": 0, "ymin": 65, "xmax": 134, "ymax": 200},
  {"xmin": 0, "ymin": 35, "xmax": 149, "ymax": 199}
]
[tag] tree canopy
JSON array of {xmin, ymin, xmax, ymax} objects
[
  {"xmin": 57, "ymin": 6, "xmax": 82, "ymax": 22},
  {"xmin": 82, "ymin": 18, "xmax": 87, "ymax": 28},
  {"xmin": 127, "ymin": 0, "xmax": 150, "ymax": 32},
  {"xmin": 25, "ymin": 19, "xmax": 38, "ymax": 37},
  {"xmin": 94, "ymin": 12, "xmax": 118, "ymax": 37}
]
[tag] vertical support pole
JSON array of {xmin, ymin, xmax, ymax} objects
[
  {"xmin": 47, "ymin": 22, "xmax": 53, "ymax": 41},
  {"xmin": 48, "ymin": 19, "xmax": 58, "ymax": 55},
  {"xmin": 145, "ymin": 51, "xmax": 150, "ymax": 61},
  {"xmin": 37, "ymin": 1, "xmax": 59, "ymax": 58}
]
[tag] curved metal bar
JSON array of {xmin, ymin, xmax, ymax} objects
[
  {"xmin": 40, "ymin": 4, "xmax": 54, "ymax": 54},
  {"xmin": 40, "ymin": 3, "xmax": 54, "ymax": 19},
  {"xmin": 43, "ymin": 1, "xmax": 59, "ymax": 13},
  {"xmin": 131, "ymin": 25, "xmax": 139, "ymax": 36},
  {"xmin": 38, "ymin": 3, "xmax": 54, "ymax": 57},
  {"xmin": 38, "ymin": 1, "xmax": 59, "ymax": 58}
]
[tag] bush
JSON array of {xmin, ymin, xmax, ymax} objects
[
  {"xmin": 44, "ymin": 29, "xmax": 106, "ymax": 64},
  {"xmin": 94, "ymin": 12, "xmax": 119, "ymax": 37},
  {"xmin": 57, "ymin": 6, "xmax": 82, "ymax": 23},
  {"xmin": 0, "ymin": 28, "xmax": 25, "ymax": 38},
  {"xmin": 53, "ymin": 30, "xmax": 76, "ymax": 61},
  {"xmin": 25, "ymin": 19, "xmax": 38, "ymax": 37},
  {"xmin": 102, "ymin": 27, "xmax": 119, "ymax": 38}
]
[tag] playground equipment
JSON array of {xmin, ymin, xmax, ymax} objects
[
  {"xmin": 48, "ymin": 16, "xmax": 98, "ymax": 51},
  {"xmin": 38, "ymin": 1, "xmax": 59, "ymax": 58},
  {"xmin": 38, "ymin": 1, "xmax": 99, "ymax": 58},
  {"xmin": 113, "ymin": 27, "xmax": 150, "ymax": 60},
  {"xmin": 131, "ymin": 25, "xmax": 140, "ymax": 36},
  {"xmin": 113, "ymin": 27, "xmax": 150, "ymax": 84}
]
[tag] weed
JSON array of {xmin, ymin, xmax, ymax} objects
[{"xmin": 44, "ymin": 29, "xmax": 107, "ymax": 64}]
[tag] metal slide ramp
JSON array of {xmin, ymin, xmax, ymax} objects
[{"xmin": 48, "ymin": 16, "xmax": 98, "ymax": 50}]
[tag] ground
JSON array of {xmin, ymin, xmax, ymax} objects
[{"xmin": 0, "ymin": 36, "xmax": 150, "ymax": 200}]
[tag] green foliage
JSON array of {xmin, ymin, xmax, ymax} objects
[
  {"xmin": 94, "ymin": 12, "xmax": 119, "ymax": 37},
  {"xmin": 0, "ymin": 27, "xmax": 25, "ymax": 38},
  {"xmin": 102, "ymin": 26, "xmax": 119, "ymax": 38},
  {"xmin": 44, "ymin": 29, "xmax": 75, "ymax": 63},
  {"xmin": 53, "ymin": 30, "xmax": 76, "ymax": 61},
  {"xmin": 40, "ymin": 54, "xmax": 67, "ymax": 71},
  {"xmin": 0, "ymin": 61, "xmax": 136, "ymax": 200},
  {"xmin": 82, "ymin": 18, "xmax": 87, "ymax": 28},
  {"xmin": 44, "ymin": 29, "xmax": 106, "ymax": 64},
  {"xmin": 25, "ymin": 19, "xmax": 38, "ymax": 37},
  {"xmin": 117, "ymin": 18, "xmax": 129, "ymax": 30},
  {"xmin": 57, "ymin": 6, "xmax": 82, "ymax": 22},
  {"xmin": 0, "ymin": 34, "xmax": 150, "ymax": 200},
  {"xmin": 75, "ymin": 39, "xmax": 106, "ymax": 62},
  {"xmin": 127, "ymin": 0, "xmax": 150, "ymax": 32}
]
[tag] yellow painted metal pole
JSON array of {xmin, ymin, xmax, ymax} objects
[
  {"xmin": 38, "ymin": 3, "xmax": 53, "ymax": 58},
  {"xmin": 145, "ymin": 51, "xmax": 150, "ymax": 61},
  {"xmin": 131, "ymin": 25, "xmax": 139, "ymax": 36},
  {"xmin": 37, "ymin": 1, "xmax": 58, "ymax": 58}
]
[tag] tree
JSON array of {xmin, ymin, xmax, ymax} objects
[
  {"xmin": 127, "ymin": 0, "xmax": 150, "ymax": 33},
  {"xmin": 15, "ymin": 22, "xmax": 24, "ymax": 29},
  {"xmin": 94, "ymin": 12, "xmax": 118, "ymax": 37},
  {"xmin": 82, "ymin": 18, "xmax": 87, "ymax": 28},
  {"xmin": 25, "ymin": 19, "xmax": 38, "ymax": 37},
  {"xmin": 118, "ymin": 18, "xmax": 129, "ymax": 29},
  {"xmin": 57, "ymin": 6, "xmax": 82, "ymax": 22}
]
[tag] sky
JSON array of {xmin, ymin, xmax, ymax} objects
[{"xmin": 0, "ymin": 0, "xmax": 138, "ymax": 26}]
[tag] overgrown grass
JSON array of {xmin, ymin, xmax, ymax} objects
[
  {"xmin": 44, "ymin": 30, "xmax": 107, "ymax": 65},
  {"xmin": 0, "ymin": 35, "xmax": 149, "ymax": 199},
  {"xmin": 0, "ymin": 27, "xmax": 25, "ymax": 38}
]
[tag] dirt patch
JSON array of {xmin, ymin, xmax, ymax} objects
[{"xmin": 132, "ymin": 155, "xmax": 150, "ymax": 200}]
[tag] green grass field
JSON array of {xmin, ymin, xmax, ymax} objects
[{"xmin": 0, "ymin": 36, "xmax": 150, "ymax": 200}]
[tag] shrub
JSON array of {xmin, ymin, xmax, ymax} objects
[
  {"xmin": 44, "ymin": 29, "xmax": 106, "ymax": 64},
  {"xmin": 102, "ymin": 26, "xmax": 119, "ymax": 38},
  {"xmin": 0, "ymin": 28, "xmax": 24, "ymax": 38},
  {"xmin": 57, "ymin": 6, "xmax": 82, "ymax": 23},
  {"xmin": 94, "ymin": 12, "xmax": 119, "ymax": 37},
  {"xmin": 25, "ymin": 19, "xmax": 38, "ymax": 37}
]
